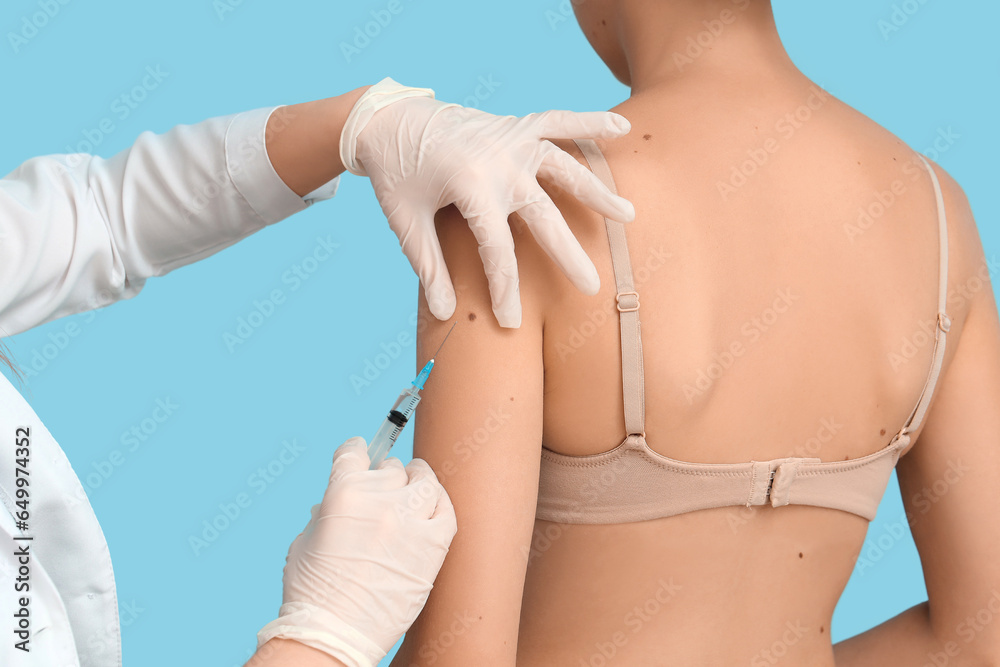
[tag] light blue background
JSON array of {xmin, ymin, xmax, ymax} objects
[{"xmin": 1, "ymin": 0, "xmax": 996, "ymax": 664}]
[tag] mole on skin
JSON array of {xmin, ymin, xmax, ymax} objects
[
  {"xmin": 468, "ymin": 312, "xmax": 477, "ymax": 321},
  {"xmin": 643, "ymin": 133, "xmax": 652, "ymax": 140}
]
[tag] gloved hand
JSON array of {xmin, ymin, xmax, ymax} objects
[
  {"xmin": 257, "ymin": 437, "xmax": 457, "ymax": 667},
  {"xmin": 340, "ymin": 77, "xmax": 636, "ymax": 329}
]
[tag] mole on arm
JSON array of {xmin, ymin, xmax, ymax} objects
[
  {"xmin": 798, "ymin": 552, "xmax": 803, "ymax": 558},
  {"xmin": 820, "ymin": 625, "xmax": 825, "ymax": 633},
  {"xmin": 643, "ymin": 133, "xmax": 652, "ymax": 141},
  {"xmin": 880, "ymin": 428, "xmax": 886, "ymax": 436}
]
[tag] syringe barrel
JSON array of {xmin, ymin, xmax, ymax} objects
[{"xmin": 367, "ymin": 385, "xmax": 422, "ymax": 469}]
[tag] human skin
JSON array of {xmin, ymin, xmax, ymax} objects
[
  {"xmin": 263, "ymin": 85, "xmax": 372, "ymax": 197},
  {"xmin": 246, "ymin": 638, "xmax": 348, "ymax": 667},
  {"xmin": 389, "ymin": 0, "xmax": 1000, "ymax": 665}
]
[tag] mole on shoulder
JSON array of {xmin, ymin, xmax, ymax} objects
[
  {"xmin": 510, "ymin": 396, "xmax": 515, "ymax": 402},
  {"xmin": 601, "ymin": 19, "xmax": 607, "ymax": 26},
  {"xmin": 468, "ymin": 312, "xmax": 477, "ymax": 321},
  {"xmin": 880, "ymin": 428, "xmax": 886, "ymax": 436},
  {"xmin": 643, "ymin": 133, "xmax": 652, "ymax": 141},
  {"xmin": 845, "ymin": 455, "xmax": 850, "ymax": 460},
  {"xmin": 798, "ymin": 552, "xmax": 803, "ymax": 558},
  {"xmin": 820, "ymin": 625, "xmax": 825, "ymax": 633}
]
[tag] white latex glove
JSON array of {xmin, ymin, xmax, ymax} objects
[
  {"xmin": 340, "ymin": 77, "xmax": 636, "ymax": 328},
  {"xmin": 257, "ymin": 436, "xmax": 456, "ymax": 667}
]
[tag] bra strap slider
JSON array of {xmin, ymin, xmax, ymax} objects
[{"xmin": 616, "ymin": 291, "xmax": 640, "ymax": 313}]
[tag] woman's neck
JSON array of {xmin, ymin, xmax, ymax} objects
[{"xmin": 616, "ymin": 0, "xmax": 802, "ymax": 96}]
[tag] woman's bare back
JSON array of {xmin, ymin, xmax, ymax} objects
[{"xmin": 515, "ymin": 73, "xmax": 982, "ymax": 665}]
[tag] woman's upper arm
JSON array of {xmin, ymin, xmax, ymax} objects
[
  {"xmin": 392, "ymin": 205, "xmax": 553, "ymax": 665},
  {"xmin": 896, "ymin": 167, "xmax": 1000, "ymax": 661}
]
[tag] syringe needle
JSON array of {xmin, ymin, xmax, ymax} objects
[{"xmin": 430, "ymin": 321, "xmax": 457, "ymax": 361}]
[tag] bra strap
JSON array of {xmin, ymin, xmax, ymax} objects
[
  {"xmin": 574, "ymin": 139, "xmax": 646, "ymax": 437},
  {"xmin": 901, "ymin": 154, "xmax": 951, "ymax": 435}
]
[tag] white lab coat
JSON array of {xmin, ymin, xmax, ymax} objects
[{"xmin": 0, "ymin": 106, "xmax": 340, "ymax": 666}]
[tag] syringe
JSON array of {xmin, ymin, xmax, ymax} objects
[{"xmin": 367, "ymin": 322, "xmax": 457, "ymax": 470}]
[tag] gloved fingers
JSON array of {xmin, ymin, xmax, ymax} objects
[
  {"xmin": 426, "ymin": 478, "xmax": 458, "ymax": 543},
  {"xmin": 376, "ymin": 455, "xmax": 406, "ymax": 476},
  {"xmin": 330, "ymin": 436, "xmax": 371, "ymax": 480},
  {"xmin": 537, "ymin": 145, "xmax": 636, "ymax": 224},
  {"xmin": 516, "ymin": 195, "xmax": 600, "ymax": 296},
  {"xmin": 372, "ymin": 455, "xmax": 411, "ymax": 488},
  {"xmin": 526, "ymin": 109, "xmax": 632, "ymax": 141},
  {"xmin": 291, "ymin": 503, "xmax": 322, "ymax": 546},
  {"xmin": 389, "ymin": 208, "xmax": 457, "ymax": 321},
  {"xmin": 402, "ymin": 458, "xmax": 450, "ymax": 521},
  {"xmin": 461, "ymin": 209, "xmax": 522, "ymax": 328}
]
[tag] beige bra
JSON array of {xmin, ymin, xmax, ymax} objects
[{"xmin": 535, "ymin": 138, "xmax": 951, "ymax": 525}]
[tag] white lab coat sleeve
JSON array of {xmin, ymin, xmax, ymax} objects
[{"xmin": 0, "ymin": 106, "xmax": 340, "ymax": 337}]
